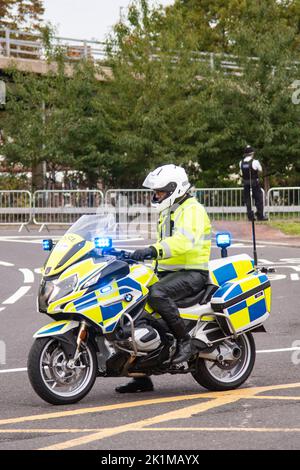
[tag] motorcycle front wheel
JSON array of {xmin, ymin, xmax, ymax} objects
[
  {"xmin": 191, "ymin": 332, "xmax": 256, "ymax": 391},
  {"xmin": 27, "ymin": 337, "xmax": 97, "ymax": 405}
]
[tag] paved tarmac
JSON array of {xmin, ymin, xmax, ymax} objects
[{"xmin": 0, "ymin": 227, "xmax": 299, "ymax": 450}]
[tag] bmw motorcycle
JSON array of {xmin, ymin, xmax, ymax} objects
[{"xmin": 28, "ymin": 215, "xmax": 272, "ymax": 405}]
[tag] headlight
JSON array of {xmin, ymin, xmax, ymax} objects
[
  {"xmin": 82, "ymin": 272, "xmax": 101, "ymax": 289},
  {"xmin": 49, "ymin": 274, "xmax": 78, "ymax": 303},
  {"xmin": 38, "ymin": 279, "xmax": 55, "ymax": 313}
]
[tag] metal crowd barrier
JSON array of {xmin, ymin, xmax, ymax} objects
[
  {"xmin": 0, "ymin": 190, "xmax": 32, "ymax": 231},
  {"xmin": 33, "ymin": 190, "xmax": 104, "ymax": 231},
  {"xmin": 192, "ymin": 188, "xmax": 245, "ymax": 220},
  {"xmin": 193, "ymin": 188, "xmax": 267, "ymax": 220},
  {"xmin": 104, "ymin": 189, "xmax": 157, "ymax": 239},
  {"xmin": 0, "ymin": 187, "xmax": 298, "ymax": 233},
  {"xmin": 267, "ymin": 187, "xmax": 300, "ymax": 219}
]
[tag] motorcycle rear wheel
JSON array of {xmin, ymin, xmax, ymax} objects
[
  {"xmin": 191, "ymin": 332, "xmax": 256, "ymax": 391},
  {"xmin": 28, "ymin": 337, "xmax": 97, "ymax": 405}
]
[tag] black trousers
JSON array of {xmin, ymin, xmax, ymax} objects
[
  {"xmin": 243, "ymin": 183, "xmax": 264, "ymax": 220},
  {"xmin": 148, "ymin": 270, "xmax": 208, "ymax": 340}
]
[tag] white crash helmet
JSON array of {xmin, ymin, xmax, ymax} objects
[{"xmin": 143, "ymin": 164, "xmax": 191, "ymax": 212}]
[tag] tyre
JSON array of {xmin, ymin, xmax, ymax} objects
[
  {"xmin": 27, "ymin": 337, "xmax": 97, "ymax": 405},
  {"xmin": 191, "ymin": 332, "xmax": 256, "ymax": 391}
]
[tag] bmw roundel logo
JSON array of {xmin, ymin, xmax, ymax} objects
[{"xmin": 124, "ymin": 294, "xmax": 133, "ymax": 302}]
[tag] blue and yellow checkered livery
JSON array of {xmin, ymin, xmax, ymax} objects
[
  {"xmin": 209, "ymin": 254, "xmax": 255, "ymax": 287},
  {"xmin": 45, "ymin": 259, "xmax": 157, "ymax": 335},
  {"xmin": 210, "ymin": 270, "xmax": 271, "ymax": 333}
]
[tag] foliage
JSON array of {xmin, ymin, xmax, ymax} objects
[
  {"xmin": 1, "ymin": 0, "xmax": 300, "ymax": 190},
  {"xmin": 0, "ymin": 0, "xmax": 44, "ymax": 30}
]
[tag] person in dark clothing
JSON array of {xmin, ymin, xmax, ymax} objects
[{"xmin": 240, "ymin": 146, "xmax": 268, "ymax": 221}]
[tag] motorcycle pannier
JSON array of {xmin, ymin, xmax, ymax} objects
[{"xmin": 210, "ymin": 273, "xmax": 271, "ymax": 334}]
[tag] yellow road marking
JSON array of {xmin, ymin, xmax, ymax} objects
[
  {"xmin": 1, "ymin": 426, "xmax": 300, "ymax": 435},
  {"xmin": 40, "ymin": 395, "xmax": 241, "ymax": 450},
  {"xmin": 0, "ymin": 382, "xmax": 299, "ymax": 427},
  {"xmin": 251, "ymin": 396, "xmax": 300, "ymax": 400},
  {"xmin": 0, "ymin": 394, "xmax": 214, "ymax": 426},
  {"xmin": 0, "ymin": 382, "xmax": 299, "ymax": 450},
  {"xmin": 0, "ymin": 429, "xmax": 101, "ymax": 434},
  {"xmin": 140, "ymin": 427, "xmax": 300, "ymax": 433},
  {"xmin": 39, "ymin": 382, "xmax": 300, "ymax": 451}
]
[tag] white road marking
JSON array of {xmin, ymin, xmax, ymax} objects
[
  {"xmin": 257, "ymin": 347, "xmax": 300, "ymax": 354},
  {"xmin": 0, "ymin": 261, "xmax": 14, "ymax": 267},
  {"xmin": 0, "ymin": 307, "xmax": 5, "ymax": 312},
  {"xmin": 18, "ymin": 269, "xmax": 34, "ymax": 284},
  {"xmin": 1, "ymin": 348, "xmax": 300, "ymax": 375},
  {"xmin": 291, "ymin": 273, "xmax": 300, "ymax": 281},
  {"xmin": 280, "ymin": 258, "xmax": 300, "ymax": 263},
  {"xmin": 34, "ymin": 268, "xmax": 42, "ymax": 274},
  {"xmin": 0, "ymin": 368, "xmax": 27, "ymax": 374},
  {"xmin": 267, "ymin": 274, "xmax": 287, "ymax": 281},
  {"xmin": 2, "ymin": 286, "xmax": 32, "ymax": 305},
  {"xmin": 258, "ymin": 259, "xmax": 275, "ymax": 265}
]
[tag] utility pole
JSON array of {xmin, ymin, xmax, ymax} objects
[{"xmin": 0, "ymin": 81, "xmax": 6, "ymax": 105}]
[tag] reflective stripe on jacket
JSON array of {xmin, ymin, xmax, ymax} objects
[{"xmin": 152, "ymin": 196, "xmax": 211, "ymax": 272}]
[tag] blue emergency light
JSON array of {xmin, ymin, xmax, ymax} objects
[
  {"xmin": 216, "ymin": 232, "xmax": 232, "ymax": 249},
  {"xmin": 94, "ymin": 237, "xmax": 112, "ymax": 249},
  {"xmin": 42, "ymin": 239, "xmax": 54, "ymax": 251},
  {"xmin": 216, "ymin": 232, "xmax": 232, "ymax": 258}
]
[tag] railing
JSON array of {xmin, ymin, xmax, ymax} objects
[
  {"xmin": 0, "ymin": 190, "xmax": 32, "ymax": 230},
  {"xmin": 0, "ymin": 28, "xmax": 108, "ymax": 62},
  {"xmin": 193, "ymin": 187, "xmax": 267, "ymax": 220},
  {"xmin": 104, "ymin": 189, "xmax": 157, "ymax": 239},
  {"xmin": 267, "ymin": 187, "xmax": 300, "ymax": 219},
  {"xmin": 33, "ymin": 190, "xmax": 104, "ymax": 231},
  {"xmin": 1, "ymin": 28, "xmax": 297, "ymax": 76},
  {"xmin": 0, "ymin": 187, "xmax": 298, "ymax": 233}
]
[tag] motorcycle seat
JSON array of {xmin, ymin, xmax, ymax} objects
[{"xmin": 176, "ymin": 284, "xmax": 218, "ymax": 308}]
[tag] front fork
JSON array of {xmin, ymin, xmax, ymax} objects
[{"xmin": 67, "ymin": 322, "xmax": 88, "ymax": 369}]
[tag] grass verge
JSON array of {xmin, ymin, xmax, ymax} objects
[{"xmin": 267, "ymin": 220, "xmax": 300, "ymax": 236}]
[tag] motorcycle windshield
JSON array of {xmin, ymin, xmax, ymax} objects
[
  {"xmin": 44, "ymin": 215, "xmax": 116, "ymax": 277},
  {"xmin": 65, "ymin": 214, "xmax": 116, "ymax": 241}
]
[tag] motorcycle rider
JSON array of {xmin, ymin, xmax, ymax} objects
[
  {"xmin": 240, "ymin": 145, "xmax": 268, "ymax": 221},
  {"xmin": 116, "ymin": 164, "xmax": 212, "ymax": 393}
]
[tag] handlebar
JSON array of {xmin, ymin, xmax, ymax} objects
[
  {"xmin": 101, "ymin": 247, "xmax": 134, "ymax": 260},
  {"xmin": 99, "ymin": 248, "xmax": 154, "ymax": 264}
]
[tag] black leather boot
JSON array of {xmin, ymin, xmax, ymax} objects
[
  {"xmin": 172, "ymin": 336, "xmax": 193, "ymax": 365},
  {"xmin": 115, "ymin": 377, "xmax": 154, "ymax": 393}
]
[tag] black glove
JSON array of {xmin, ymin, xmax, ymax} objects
[{"xmin": 131, "ymin": 246, "xmax": 157, "ymax": 261}]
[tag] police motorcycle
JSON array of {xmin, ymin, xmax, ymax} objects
[{"xmin": 28, "ymin": 215, "xmax": 272, "ymax": 405}]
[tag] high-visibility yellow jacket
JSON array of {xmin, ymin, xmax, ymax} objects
[{"xmin": 152, "ymin": 196, "xmax": 211, "ymax": 272}]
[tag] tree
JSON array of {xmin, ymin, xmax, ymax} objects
[
  {"xmin": 1, "ymin": 58, "xmax": 115, "ymax": 190},
  {"xmin": 165, "ymin": 0, "xmax": 300, "ymax": 189},
  {"xmin": 0, "ymin": 0, "xmax": 44, "ymax": 30},
  {"xmin": 221, "ymin": 0, "xmax": 300, "ymax": 190},
  {"xmin": 104, "ymin": 0, "xmax": 217, "ymax": 187}
]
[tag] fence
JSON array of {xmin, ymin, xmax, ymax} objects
[
  {"xmin": 0, "ymin": 187, "xmax": 298, "ymax": 232},
  {"xmin": 192, "ymin": 188, "xmax": 249, "ymax": 220},
  {"xmin": 2, "ymin": 28, "xmax": 299, "ymax": 76},
  {"xmin": 0, "ymin": 28, "xmax": 107, "ymax": 62},
  {"xmin": 0, "ymin": 190, "xmax": 32, "ymax": 230},
  {"xmin": 104, "ymin": 189, "xmax": 157, "ymax": 239},
  {"xmin": 267, "ymin": 187, "xmax": 300, "ymax": 219},
  {"xmin": 33, "ymin": 190, "xmax": 104, "ymax": 231}
]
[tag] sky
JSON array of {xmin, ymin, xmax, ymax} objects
[{"xmin": 43, "ymin": 0, "xmax": 175, "ymax": 42}]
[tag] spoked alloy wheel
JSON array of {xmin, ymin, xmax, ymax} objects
[
  {"xmin": 192, "ymin": 332, "xmax": 256, "ymax": 391},
  {"xmin": 28, "ymin": 337, "xmax": 97, "ymax": 405}
]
